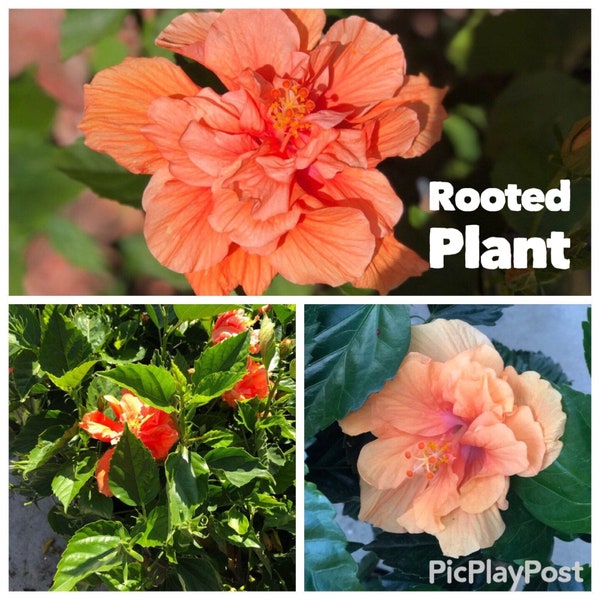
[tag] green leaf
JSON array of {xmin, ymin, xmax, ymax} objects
[
  {"xmin": 134, "ymin": 505, "xmax": 169, "ymax": 548},
  {"xmin": 305, "ymin": 305, "xmax": 411, "ymax": 440},
  {"xmin": 205, "ymin": 447, "xmax": 273, "ymax": 487},
  {"xmin": 51, "ymin": 451, "xmax": 97, "ymax": 511},
  {"xmin": 190, "ymin": 331, "xmax": 249, "ymax": 402},
  {"xmin": 173, "ymin": 304, "xmax": 243, "ymax": 322},
  {"xmin": 260, "ymin": 314, "xmax": 277, "ymax": 370},
  {"xmin": 61, "ymin": 9, "xmax": 128, "ymax": 60},
  {"xmin": 98, "ymin": 363, "xmax": 177, "ymax": 411},
  {"xmin": 427, "ymin": 304, "xmax": 509, "ymax": 326},
  {"xmin": 493, "ymin": 341, "xmax": 571, "ymax": 387},
  {"xmin": 165, "ymin": 447, "xmax": 209, "ymax": 526},
  {"xmin": 108, "ymin": 425, "xmax": 159, "ymax": 507},
  {"xmin": 73, "ymin": 311, "xmax": 111, "ymax": 352},
  {"xmin": 483, "ymin": 491, "xmax": 554, "ymax": 563},
  {"xmin": 51, "ymin": 520, "xmax": 128, "ymax": 591},
  {"xmin": 47, "ymin": 360, "xmax": 98, "ymax": 393},
  {"xmin": 513, "ymin": 385, "xmax": 590, "ymax": 534},
  {"xmin": 582, "ymin": 308, "xmax": 591, "ymax": 373},
  {"xmin": 38, "ymin": 308, "xmax": 94, "ymax": 377},
  {"xmin": 56, "ymin": 138, "xmax": 150, "ymax": 206},
  {"xmin": 9, "ymin": 304, "xmax": 42, "ymax": 351},
  {"xmin": 46, "ymin": 215, "xmax": 107, "ymax": 273},
  {"xmin": 304, "ymin": 481, "xmax": 362, "ymax": 591},
  {"xmin": 23, "ymin": 423, "xmax": 79, "ymax": 475},
  {"xmin": 174, "ymin": 556, "xmax": 222, "ymax": 591}
]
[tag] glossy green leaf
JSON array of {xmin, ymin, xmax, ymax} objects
[
  {"xmin": 98, "ymin": 364, "xmax": 177, "ymax": 411},
  {"xmin": 165, "ymin": 448, "xmax": 209, "ymax": 525},
  {"xmin": 582, "ymin": 308, "xmax": 591, "ymax": 373},
  {"xmin": 205, "ymin": 447, "xmax": 273, "ymax": 487},
  {"xmin": 305, "ymin": 305, "xmax": 411, "ymax": 439},
  {"xmin": 109, "ymin": 425, "xmax": 159, "ymax": 507},
  {"xmin": 512, "ymin": 385, "xmax": 590, "ymax": 534},
  {"xmin": 56, "ymin": 138, "xmax": 150, "ymax": 206},
  {"xmin": 48, "ymin": 360, "xmax": 98, "ymax": 393},
  {"xmin": 191, "ymin": 331, "xmax": 249, "ymax": 402},
  {"xmin": 173, "ymin": 304, "xmax": 243, "ymax": 322},
  {"xmin": 174, "ymin": 556, "xmax": 222, "ymax": 591},
  {"xmin": 304, "ymin": 481, "xmax": 362, "ymax": 591},
  {"xmin": 39, "ymin": 308, "xmax": 94, "ymax": 377},
  {"xmin": 51, "ymin": 451, "xmax": 97, "ymax": 511},
  {"xmin": 50, "ymin": 520, "xmax": 128, "ymax": 591},
  {"xmin": 134, "ymin": 505, "xmax": 169, "ymax": 548},
  {"xmin": 427, "ymin": 304, "xmax": 509, "ymax": 326},
  {"xmin": 23, "ymin": 423, "xmax": 79, "ymax": 475}
]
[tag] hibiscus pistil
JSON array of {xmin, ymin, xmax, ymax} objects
[
  {"xmin": 405, "ymin": 440, "xmax": 455, "ymax": 480},
  {"xmin": 268, "ymin": 80, "xmax": 316, "ymax": 150}
]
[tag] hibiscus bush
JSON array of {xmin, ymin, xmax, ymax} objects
[
  {"xmin": 9, "ymin": 9, "xmax": 590, "ymax": 295},
  {"xmin": 9, "ymin": 303, "xmax": 296, "ymax": 591},
  {"xmin": 304, "ymin": 304, "xmax": 590, "ymax": 591}
]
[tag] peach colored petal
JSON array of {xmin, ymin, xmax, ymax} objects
[
  {"xmin": 503, "ymin": 367, "xmax": 566, "ymax": 470},
  {"xmin": 357, "ymin": 436, "xmax": 422, "ymax": 489},
  {"xmin": 503, "ymin": 405, "xmax": 546, "ymax": 477},
  {"xmin": 283, "ymin": 9, "xmax": 326, "ymax": 50},
  {"xmin": 394, "ymin": 73, "xmax": 448, "ymax": 158},
  {"xmin": 409, "ymin": 319, "xmax": 496, "ymax": 363},
  {"xmin": 142, "ymin": 170, "xmax": 230, "ymax": 272},
  {"xmin": 155, "ymin": 10, "xmax": 220, "ymax": 64},
  {"xmin": 203, "ymin": 10, "xmax": 301, "ymax": 90},
  {"xmin": 323, "ymin": 16, "xmax": 405, "ymax": 109},
  {"xmin": 186, "ymin": 246, "xmax": 277, "ymax": 296},
  {"xmin": 436, "ymin": 504, "xmax": 506, "ymax": 558},
  {"xmin": 434, "ymin": 350, "xmax": 514, "ymax": 421},
  {"xmin": 359, "ymin": 478, "xmax": 425, "ymax": 534},
  {"xmin": 459, "ymin": 474, "xmax": 508, "ymax": 514},
  {"xmin": 351, "ymin": 234, "xmax": 429, "ymax": 294},
  {"xmin": 79, "ymin": 411, "xmax": 122, "ymax": 442},
  {"xmin": 79, "ymin": 57, "xmax": 199, "ymax": 174},
  {"xmin": 269, "ymin": 207, "xmax": 375, "ymax": 286},
  {"xmin": 461, "ymin": 412, "xmax": 530, "ymax": 477},
  {"xmin": 405, "ymin": 467, "xmax": 461, "ymax": 533}
]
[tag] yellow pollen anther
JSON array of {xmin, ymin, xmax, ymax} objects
[
  {"xmin": 405, "ymin": 440, "xmax": 455, "ymax": 481},
  {"xmin": 268, "ymin": 79, "xmax": 315, "ymax": 150}
]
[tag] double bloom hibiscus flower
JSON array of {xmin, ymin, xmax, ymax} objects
[{"xmin": 80, "ymin": 9, "xmax": 446, "ymax": 294}]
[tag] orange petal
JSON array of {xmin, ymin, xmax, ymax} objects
[
  {"xmin": 79, "ymin": 411, "xmax": 122, "ymax": 442},
  {"xmin": 503, "ymin": 367, "xmax": 566, "ymax": 470},
  {"xmin": 409, "ymin": 319, "xmax": 496, "ymax": 362},
  {"xmin": 79, "ymin": 57, "xmax": 199, "ymax": 174},
  {"xmin": 503, "ymin": 405, "xmax": 546, "ymax": 477},
  {"xmin": 142, "ymin": 169, "xmax": 230, "ymax": 273},
  {"xmin": 186, "ymin": 246, "xmax": 277, "ymax": 296},
  {"xmin": 436, "ymin": 504, "xmax": 506, "ymax": 558},
  {"xmin": 96, "ymin": 448, "xmax": 115, "ymax": 497},
  {"xmin": 155, "ymin": 11, "xmax": 220, "ymax": 64},
  {"xmin": 351, "ymin": 234, "xmax": 428, "ymax": 294},
  {"xmin": 270, "ymin": 207, "xmax": 375, "ymax": 287},
  {"xmin": 203, "ymin": 10, "xmax": 301, "ymax": 90},
  {"xmin": 323, "ymin": 16, "xmax": 405, "ymax": 109},
  {"xmin": 283, "ymin": 9, "xmax": 326, "ymax": 50},
  {"xmin": 394, "ymin": 74, "xmax": 448, "ymax": 158}
]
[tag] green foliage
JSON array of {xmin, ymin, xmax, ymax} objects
[
  {"xmin": 304, "ymin": 304, "xmax": 411, "ymax": 439},
  {"xmin": 9, "ymin": 304, "xmax": 296, "ymax": 591}
]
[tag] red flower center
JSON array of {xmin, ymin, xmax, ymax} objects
[
  {"xmin": 268, "ymin": 79, "xmax": 315, "ymax": 149},
  {"xmin": 405, "ymin": 440, "xmax": 456, "ymax": 480}
]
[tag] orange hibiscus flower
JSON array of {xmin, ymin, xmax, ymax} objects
[
  {"xmin": 339, "ymin": 319, "xmax": 566, "ymax": 558},
  {"xmin": 222, "ymin": 357, "xmax": 271, "ymax": 408},
  {"xmin": 79, "ymin": 9, "xmax": 446, "ymax": 295},
  {"xmin": 80, "ymin": 390, "xmax": 179, "ymax": 496}
]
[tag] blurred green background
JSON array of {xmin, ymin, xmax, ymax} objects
[{"xmin": 8, "ymin": 9, "xmax": 591, "ymax": 295}]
